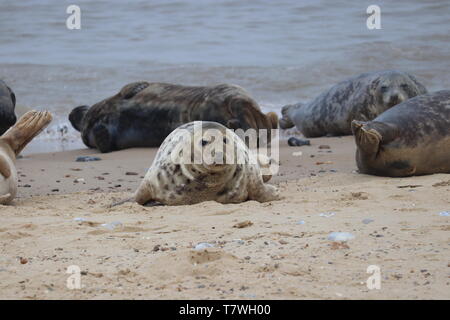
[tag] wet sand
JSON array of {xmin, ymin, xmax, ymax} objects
[{"xmin": 0, "ymin": 137, "xmax": 449, "ymax": 299}]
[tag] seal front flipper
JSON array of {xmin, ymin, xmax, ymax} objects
[
  {"xmin": 0, "ymin": 156, "xmax": 11, "ymax": 179},
  {"xmin": 120, "ymin": 81, "xmax": 150, "ymax": 99},
  {"xmin": 249, "ymin": 183, "xmax": 280, "ymax": 202},
  {"xmin": 92, "ymin": 124, "xmax": 114, "ymax": 153},
  {"xmin": 1, "ymin": 110, "xmax": 52, "ymax": 156},
  {"xmin": 352, "ymin": 120, "xmax": 399, "ymax": 157},
  {"xmin": 134, "ymin": 179, "xmax": 155, "ymax": 205},
  {"xmin": 351, "ymin": 120, "xmax": 382, "ymax": 158}
]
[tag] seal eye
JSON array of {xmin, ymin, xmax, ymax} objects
[
  {"xmin": 223, "ymin": 137, "xmax": 227, "ymax": 144},
  {"xmin": 200, "ymin": 139, "xmax": 208, "ymax": 146},
  {"xmin": 380, "ymin": 85, "xmax": 388, "ymax": 92}
]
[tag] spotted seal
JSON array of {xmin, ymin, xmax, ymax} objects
[
  {"xmin": 352, "ymin": 90, "xmax": 450, "ymax": 177},
  {"xmin": 0, "ymin": 80, "xmax": 17, "ymax": 135},
  {"xmin": 0, "ymin": 110, "xmax": 52, "ymax": 204},
  {"xmin": 280, "ymin": 71, "xmax": 427, "ymax": 137},
  {"xmin": 69, "ymin": 82, "xmax": 278, "ymax": 153},
  {"xmin": 134, "ymin": 121, "xmax": 280, "ymax": 205}
]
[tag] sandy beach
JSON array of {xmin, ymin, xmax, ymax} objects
[{"xmin": 1, "ymin": 136, "xmax": 449, "ymax": 299}]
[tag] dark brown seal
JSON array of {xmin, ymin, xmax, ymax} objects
[
  {"xmin": 280, "ymin": 70, "xmax": 427, "ymax": 137},
  {"xmin": 352, "ymin": 90, "xmax": 450, "ymax": 177},
  {"xmin": 69, "ymin": 82, "xmax": 278, "ymax": 152},
  {"xmin": 0, "ymin": 80, "xmax": 16, "ymax": 135}
]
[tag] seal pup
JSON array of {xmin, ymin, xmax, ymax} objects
[
  {"xmin": 0, "ymin": 110, "xmax": 52, "ymax": 204},
  {"xmin": 69, "ymin": 82, "xmax": 278, "ymax": 153},
  {"xmin": 280, "ymin": 71, "xmax": 427, "ymax": 137},
  {"xmin": 352, "ymin": 90, "xmax": 450, "ymax": 177},
  {"xmin": 0, "ymin": 80, "xmax": 17, "ymax": 135},
  {"xmin": 134, "ymin": 121, "xmax": 280, "ymax": 206}
]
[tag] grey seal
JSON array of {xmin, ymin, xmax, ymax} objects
[
  {"xmin": 280, "ymin": 70, "xmax": 427, "ymax": 137},
  {"xmin": 0, "ymin": 110, "xmax": 53, "ymax": 204},
  {"xmin": 69, "ymin": 82, "xmax": 278, "ymax": 153},
  {"xmin": 352, "ymin": 90, "xmax": 450, "ymax": 177},
  {"xmin": 134, "ymin": 121, "xmax": 280, "ymax": 205}
]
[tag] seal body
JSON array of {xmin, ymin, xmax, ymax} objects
[
  {"xmin": 352, "ymin": 90, "xmax": 450, "ymax": 177},
  {"xmin": 0, "ymin": 110, "xmax": 52, "ymax": 204},
  {"xmin": 280, "ymin": 71, "xmax": 427, "ymax": 137},
  {"xmin": 134, "ymin": 121, "xmax": 279, "ymax": 205},
  {"xmin": 0, "ymin": 80, "xmax": 17, "ymax": 135},
  {"xmin": 69, "ymin": 82, "xmax": 278, "ymax": 153}
]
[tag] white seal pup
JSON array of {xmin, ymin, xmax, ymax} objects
[
  {"xmin": 134, "ymin": 121, "xmax": 280, "ymax": 205},
  {"xmin": 0, "ymin": 110, "xmax": 53, "ymax": 204}
]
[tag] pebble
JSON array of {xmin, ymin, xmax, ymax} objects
[
  {"xmin": 288, "ymin": 137, "xmax": 310, "ymax": 147},
  {"xmin": 319, "ymin": 212, "xmax": 336, "ymax": 218},
  {"xmin": 73, "ymin": 217, "xmax": 87, "ymax": 222},
  {"xmin": 101, "ymin": 221, "xmax": 123, "ymax": 230},
  {"xmin": 76, "ymin": 156, "xmax": 102, "ymax": 162},
  {"xmin": 194, "ymin": 242, "xmax": 214, "ymax": 250},
  {"xmin": 439, "ymin": 211, "xmax": 449, "ymax": 216},
  {"xmin": 362, "ymin": 218, "xmax": 374, "ymax": 224},
  {"xmin": 297, "ymin": 220, "xmax": 305, "ymax": 225},
  {"xmin": 328, "ymin": 232, "xmax": 355, "ymax": 242}
]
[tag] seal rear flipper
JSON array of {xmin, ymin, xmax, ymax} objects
[
  {"xmin": 92, "ymin": 124, "xmax": 113, "ymax": 153},
  {"xmin": 1, "ymin": 110, "xmax": 52, "ymax": 156},
  {"xmin": 0, "ymin": 156, "xmax": 11, "ymax": 179},
  {"xmin": 120, "ymin": 81, "xmax": 150, "ymax": 99},
  {"xmin": 266, "ymin": 112, "xmax": 279, "ymax": 129}
]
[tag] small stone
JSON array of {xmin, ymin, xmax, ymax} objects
[
  {"xmin": 319, "ymin": 212, "xmax": 336, "ymax": 218},
  {"xmin": 76, "ymin": 156, "xmax": 101, "ymax": 162},
  {"xmin": 327, "ymin": 232, "xmax": 355, "ymax": 242},
  {"xmin": 19, "ymin": 257, "xmax": 28, "ymax": 264},
  {"xmin": 233, "ymin": 220, "xmax": 253, "ymax": 228},
  {"xmin": 288, "ymin": 137, "xmax": 310, "ymax": 147},
  {"xmin": 125, "ymin": 172, "xmax": 138, "ymax": 176},
  {"xmin": 318, "ymin": 145, "xmax": 330, "ymax": 149},
  {"xmin": 194, "ymin": 242, "xmax": 214, "ymax": 250}
]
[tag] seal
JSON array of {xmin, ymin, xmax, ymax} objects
[
  {"xmin": 69, "ymin": 82, "xmax": 278, "ymax": 153},
  {"xmin": 352, "ymin": 90, "xmax": 450, "ymax": 177},
  {"xmin": 0, "ymin": 110, "xmax": 53, "ymax": 204},
  {"xmin": 134, "ymin": 121, "xmax": 280, "ymax": 205},
  {"xmin": 0, "ymin": 80, "xmax": 17, "ymax": 135},
  {"xmin": 280, "ymin": 70, "xmax": 427, "ymax": 137}
]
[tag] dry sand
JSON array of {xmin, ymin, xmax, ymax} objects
[{"xmin": 0, "ymin": 136, "xmax": 449, "ymax": 299}]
